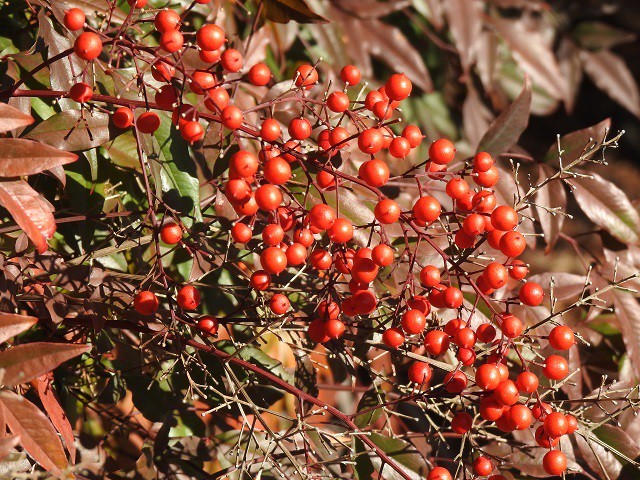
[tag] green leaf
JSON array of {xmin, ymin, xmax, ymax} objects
[
  {"xmin": 354, "ymin": 387, "xmax": 384, "ymax": 428},
  {"xmin": 140, "ymin": 112, "xmax": 202, "ymax": 227},
  {"xmin": 477, "ymin": 77, "xmax": 531, "ymax": 157},
  {"xmin": 261, "ymin": 0, "xmax": 327, "ymax": 24},
  {"xmin": 354, "ymin": 438, "xmax": 375, "ymax": 480}
]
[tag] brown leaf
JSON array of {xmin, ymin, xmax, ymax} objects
[
  {"xmin": 0, "ymin": 138, "xmax": 77, "ymax": 178},
  {"xmin": 477, "ymin": 77, "xmax": 531, "ymax": 156},
  {"xmin": 0, "ymin": 103, "xmax": 34, "ymax": 134},
  {"xmin": 580, "ymin": 49, "xmax": 640, "ymax": 118},
  {"xmin": 535, "ymin": 164, "xmax": 567, "ymax": 252},
  {"xmin": 0, "ymin": 342, "xmax": 91, "ymax": 386},
  {"xmin": 0, "ymin": 435, "xmax": 20, "ymax": 462},
  {"xmin": 0, "ymin": 312, "xmax": 38, "ymax": 344},
  {"xmin": 567, "ymin": 172, "xmax": 640, "ymax": 245},
  {"xmin": 488, "ymin": 16, "xmax": 567, "ymax": 100},
  {"xmin": 262, "ymin": 0, "xmax": 328, "ymax": 24},
  {"xmin": 557, "ymin": 38, "xmax": 583, "ymax": 113},
  {"xmin": 543, "ymin": 118, "xmax": 611, "ymax": 165},
  {"xmin": 0, "ymin": 179, "xmax": 56, "ymax": 254},
  {"xmin": 444, "ymin": 0, "xmax": 483, "ymax": 71},
  {"xmin": 24, "ymin": 110, "xmax": 111, "ymax": 152},
  {"xmin": 613, "ymin": 293, "xmax": 640, "ymax": 379},
  {"xmin": 462, "ymin": 88, "xmax": 493, "ymax": 149},
  {"xmin": 336, "ymin": 0, "xmax": 412, "ymax": 19},
  {"xmin": 0, "ymin": 390, "xmax": 68, "ymax": 474},
  {"xmin": 35, "ymin": 377, "xmax": 76, "ymax": 463},
  {"xmin": 572, "ymin": 21, "xmax": 636, "ymax": 50}
]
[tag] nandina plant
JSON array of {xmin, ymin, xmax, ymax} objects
[{"xmin": 0, "ymin": 1, "xmax": 639, "ymax": 479}]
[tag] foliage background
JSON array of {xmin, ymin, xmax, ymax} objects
[{"xmin": 1, "ymin": 0, "xmax": 640, "ymax": 478}]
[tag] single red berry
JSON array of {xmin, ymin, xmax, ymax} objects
[
  {"xmin": 427, "ymin": 467, "xmax": 452, "ymax": 480},
  {"xmin": 221, "ymin": 48, "xmax": 243, "ymax": 72},
  {"xmin": 420, "ymin": 265, "xmax": 441, "ymax": 287},
  {"xmin": 340, "ymin": 65, "xmax": 361, "ymax": 86},
  {"xmin": 385, "ymin": 73, "xmax": 412, "ymax": 101},
  {"xmin": 483, "ymin": 262, "xmax": 508, "ymax": 289},
  {"xmin": 500, "ymin": 313, "xmax": 523, "ymax": 339},
  {"xmin": 475, "ymin": 165, "xmax": 500, "ymax": 187},
  {"xmin": 548, "ymin": 325, "xmax": 575, "ymax": 350},
  {"xmin": 137, "ymin": 111, "xmax": 161, "ymax": 134},
  {"xmin": 134, "ymin": 291, "xmax": 159, "ymax": 316},
  {"xmin": 248, "ymin": 63, "xmax": 271, "ymax": 86},
  {"xmin": 543, "ymin": 355, "xmax": 569, "ymax": 380},
  {"xmin": 402, "ymin": 124, "xmax": 423, "ymax": 148},
  {"xmin": 544, "ymin": 412, "xmax": 569, "ymax": 438},
  {"xmin": 286, "ymin": 243, "xmax": 307, "ymax": 266},
  {"xmin": 325, "ymin": 318, "xmax": 346, "ymax": 339},
  {"xmin": 309, "ymin": 248, "xmax": 332, "ymax": 270},
  {"xmin": 260, "ymin": 247, "xmax": 287, "ymax": 274},
  {"xmin": 288, "ymin": 117, "xmax": 311, "ymax": 140},
  {"xmin": 155, "ymin": 9, "xmax": 181, "ymax": 32},
  {"xmin": 451, "ymin": 411, "xmax": 472, "ymax": 434},
  {"xmin": 64, "ymin": 8, "xmax": 85, "ymax": 31},
  {"xmin": 229, "ymin": 150, "xmax": 258, "ymax": 179},
  {"xmin": 263, "ymin": 156, "xmax": 292, "ymax": 185},
  {"xmin": 509, "ymin": 259, "xmax": 529, "ymax": 280},
  {"xmin": 499, "ymin": 230, "xmax": 527, "ymax": 258},
  {"xmin": 535, "ymin": 425, "xmax": 560, "ymax": 448},
  {"xmin": 371, "ymin": 244, "xmax": 394, "ymax": 267},
  {"xmin": 508, "ymin": 404, "xmax": 533, "ymax": 430},
  {"xmin": 113, "ymin": 107, "xmax": 134, "ymax": 129},
  {"xmin": 429, "ymin": 139, "xmax": 456, "ymax": 164},
  {"xmin": 160, "ymin": 222, "xmax": 182, "ymax": 244},
  {"xmin": 382, "ymin": 327, "xmax": 405, "ymax": 349},
  {"xmin": 413, "ymin": 196, "xmax": 441, "ymax": 224},
  {"xmin": 197, "ymin": 315, "xmax": 218, "ymax": 336},
  {"xmin": 69, "ymin": 82, "xmax": 92, "ymax": 103},
  {"xmin": 177, "ymin": 285, "xmax": 200, "ymax": 311},
  {"xmin": 443, "ymin": 286, "xmax": 463, "ymax": 309},
  {"xmin": 519, "ymin": 281, "xmax": 544, "ymax": 306},
  {"xmin": 152, "ymin": 60, "xmax": 175, "ymax": 82},
  {"xmin": 221, "ymin": 105, "xmax": 244, "ymax": 129},
  {"xmin": 473, "ymin": 151, "xmax": 494, "ymax": 172},
  {"xmin": 532, "ymin": 401, "xmax": 552, "ymax": 420},
  {"xmin": 516, "ymin": 371, "xmax": 539, "ymax": 394},
  {"xmin": 462, "ymin": 213, "xmax": 485, "ymax": 236},
  {"xmin": 401, "ymin": 309, "xmax": 426, "ymax": 335},
  {"xmin": 181, "ymin": 120, "xmax": 204, "ymax": 144},
  {"xmin": 295, "ymin": 64, "xmax": 318, "ymax": 88},
  {"xmin": 327, "ymin": 91, "xmax": 350, "ymax": 112},
  {"xmin": 250, "ymin": 270, "xmax": 271, "ymax": 291},
  {"xmin": 327, "ymin": 218, "xmax": 354, "ymax": 244},
  {"xmin": 308, "ymin": 204, "xmax": 336, "ymax": 231},
  {"xmin": 444, "ymin": 371, "xmax": 467, "ymax": 393},
  {"xmin": 352, "ymin": 290, "xmax": 378, "ymax": 315},
  {"xmin": 374, "ymin": 199, "xmax": 401, "ymax": 224},
  {"xmin": 308, "ymin": 318, "xmax": 329, "ymax": 343},
  {"xmin": 424, "ymin": 329, "xmax": 450, "ymax": 356},
  {"xmin": 408, "ymin": 361, "xmax": 432, "ymax": 386},
  {"xmin": 476, "ymin": 364, "xmax": 501, "ymax": 391},
  {"xmin": 479, "ymin": 397, "xmax": 505, "ymax": 421},
  {"xmin": 231, "ymin": 223, "xmax": 252, "ymax": 243},
  {"xmin": 197, "ymin": 24, "xmax": 226, "ymax": 51},
  {"xmin": 358, "ymin": 128, "xmax": 384, "ymax": 154},
  {"xmin": 74, "ymin": 32, "xmax": 102, "ymax": 61},
  {"xmin": 566, "ymin": 414, "xmax": 579, "ymax": 434},
  {"xmin": 389, "ymin": 136, "xmax": 411, "ymax": 158},
  {"xmin": 493, "ymin": 380, "xmax": 519, "ymax": 406},
  {"xmin": 543, "ymin": 450, "xmax": 567, "ymax": 476},
  {"xmin": 407, "ymin": 296, "xmax": 430, "ymax": 315},
  {"xmin": 359, "ymin": 159, "xmax": 389, "ymax": 187},
  {"xmin": 473, "ymin": 456, "xmax": 493, "ymax": 477},
  {"xmin": 160, "ymin": 30, "xmax": 184, "ymax": 53},
  {"xmin": 491, "ymin": 205, "xmax": 519, "ymax": 231}
]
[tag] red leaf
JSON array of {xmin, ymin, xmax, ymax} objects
[
  {"xmin": 35, "ymin": 377, "xmax": 76, "ymax": 464},
  {"xmin": 0, "ymin": 179, "xmax": 56, "ymax": 253},
  {"xmin": 0, "ymin": 103, "xmax": 34, "ymax": 134},
  {"xmin": 0, "ymin": 342, "xmax": 91, "ymax": 386},
  {"xmin": 0, "ymin": 138, "xmax": 77, "ymax": 178},
  {"xmin": 580, "ymin": 49, "xmax": 640, "ymax": 118},
  {"xmin": 0, "ymin": 390, "xmax": 68, "ymax": 474},
  {"xmin": 0, "ymin": 312, "xmax": 38, "ymax": 344},
  {"xmin": 477, "ymin": 77, "xmax": 531, "ymax": 156}
]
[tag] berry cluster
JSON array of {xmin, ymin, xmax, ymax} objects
[{"xmin": 56, "ymin": 2, "xmax": 582, "ymax": 477}]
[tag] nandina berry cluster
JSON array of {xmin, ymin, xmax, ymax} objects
[{"xmin": 58, "ymin": 2, "xmax": 579, "ymax": 477}]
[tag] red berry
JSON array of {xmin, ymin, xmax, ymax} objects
[
  {"xmin": 288, "ymin": 117, "xmax": 311, "ymax": 140},
  {"xmin": 74, "ymin": 32, "xmax": 102, "ymax": 61},
  {"xmin": 327, "ymin": 91, "xmax": 350, "ymax": 112},
  {"xmin": 544, "ymin": 412, "xmax": 568, "ymax": 438},
  {"xmin": 413, "ymin": 196, "xmax": 441, "ymax": 224},
  {"xmin": 476, "ymin": 323, "xmax": 497, "ymax": 343},
  {"xmin": 389, "ymin": 137, "xmax": 411, "ymax": 158},
  {"xmin": 340, "ymin": 65, "xmax": 361, "ymax": 86},
  {"xmin": 327, "ymin": 218, "xmax": 354, "ymax": 244},
  {"xmin": 248, "ymin": 63, "xmax": 271, "ymax": 86},
  {"xmin": 543, "ymin": 450, "xmax": 567, "ymax": 476},
  {"xmin": 427, "ymin": 467, "xmax": 452, "ymax": 480},
  {"xmin": 221, "ymin": 105, "xmax": 244, "ymax": 129},
  {"xmin": 483, "ymin": 262, "xmax": 508, "ymax": 289},
  {"xmin": 286, "ymin": 243, "xmax": 307, "ymax": 266},
  {"xmin": 500, "ymin": 313, "xmax": 523, "ymax": 339},
  {"xmin": 371, "ymin": 244, "xmax": 394, "ymax": 267},
  {"xmin": 473, "ymin": 151, "xmax": 494, "ymax": 172},
  {"xmin": 519, "ymin": 282, "xmax": 544, "ymax": 306},
  {"xmin": 509, "ymin": 260, "xmax": 529, "ymax": 280},
  {"xmin": 499, "ymin": 230, "xmax": 527, "ymax": 258},
  {"xmin": 476, "ymin": 364, "xmax": 501, "ymax": 390},
  {"xmin": 155, "ymin": 9, "xmax": 180, "ymax": 32},
  {"xmin": 160, "ymin": 30, "xmax": 184, "ymax": 53},
  {"xmin": 473, "ymin": 456, "xmax": 493, "ymax": 476},
  {"xmin": 491, "ymin": 205, "xmax": 519, "ymax": 231},
  {"xmin": 177, "ymin": 285, "xmax": 200, "ymax": 311},
  {"xmin": 197, "ymin": 315, "xmax": 218, "ymax": 336},
  {"xmin": 231, "ymin": 223, "xmax": 252, "ymax": 243},
  {"xmin": 374, "ymin": 199, "xmax": 401, "ymax": 224},
  {"xmin": 382, "ymin": 327, "xmax": 405, "ymax": 349},
  {"xmin": 444, "ymin": 370, "xmax": 467, "ymax": 393},
  {"xmin": 359, "ymin": 159, "xmax": 389, "ymax": 187},
  {"xmin": 424, "ymin": 329, "xmax": 450, "ymax": 356},
  {"xmin": 137, "ymin": 111, "xmax": 161, "ymax": 134},
  {"xmin": 308, "ymin": 318, "xmax": 329, "ymax": 343},
  {"xmin": 197, "ymin": 24, "xmax": 226, "ymax": 51},
  {"xmin": 64, "ymin": 8, "xmax": 85, "ymax": 31},
  {"xmin": 493, "ymin": 380, "xmax": 519, "ymax": 406},
  {"xmin": 160, "ymin": 222, "xmax": 182, "ymax": 244},
  {"xmin": 408, "ymin": 361, "xmax": 432, "ymax": 386},
  {"xmin": 543, "ymin": 355, "xmax": 569, "ymax": 380},
  {"xmin": 295, "ymin": 64, "xmax": 318, "ymax": 88},
  {"xmin": 402, "ymin": 125, "xmax": 423, "ymax": 148},
  {"xmin": 429, "ymin": 139, "xmax": 456, "ymax": 164},
  {"xmin": 475, "ymin": 165, "xmax": 500, "ymax": 187},
  {"xmin": 181, "ymin": 120, "xmax": 204, "ymax": 144},
  {"xmin": 250, "ymin": 270, "xmax": 271, "ymax": 291},
  {"xmin": 358, "ymin": 128, "xmax": 384, "ymax": 155},
  {"xmin": 479, "ymin": 397, "xmax": 505, "ymax": 421},
  {"xmin": 385, "ymin": 73, "xmax": 412, "ymax": 101},
  {"xmin": 134, "ymin": 291, "xmax": 159, "ymax": 316},
  {"xmin": 221, "ymin": 48, "xmax": 243, "ymax": 72},
  {"xmin": 69, "ymin": 82, "xmax": 92, "ymax": 103},
  {"xmin": 308, "ymin": 204, "xmax": 336, "ymax": 231},
  {"xmin": 548, "ymin": 325, "xmax": 575, "ymax": 350},
  {"xmin": 263, "ymin": 156, "xmax": 292, "ymax": 185},
  {"xmin": 113, "ymin": 107, "xmax": 134, "ymax": 129},
  {"xmin": 508, "ymin": 404, "xmax": 533, "ymax": 430},
  {"xmin": 229, "ymin": 150, "xmax": 258, "ymax": 179},
  {"xmin": 420, "ymin": 265, "xmax": 441, "ymax": 287},
  {"xmin": 516, "ymin": 371, "xmax": 539, "ymax": 394},
  {"xmin": 451, "ymin": 411, "xmax": 472, "ymax": 434},
  {"xmin": 401, "ymin": 309, "xmax": 426, "ymax": 335}
]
